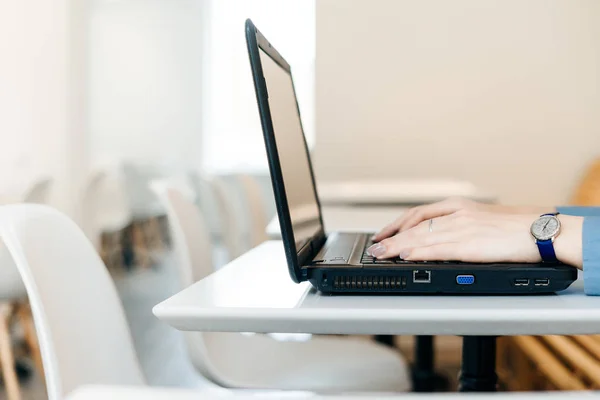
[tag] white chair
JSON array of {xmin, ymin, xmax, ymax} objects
[
  {"xmin": 81, "ymin": 167, "xmax": 133, "ymax": 270},
  {"xmin": 0, "ymin": 204, "xmax": 147, "ymax": 400},
  {"xmin": 234, "ymin": 174, "xmax": 269, "ymax": 249},
  {"xmin": 22, "ymin": 176, "xmax": 53, "ymax": 204},
  {"xmin": 122, "ymin": 163, "xmax": 165, "ymax": 221},
  {"xmin": 208, "ymin": 176, "xmax": 246, "ymax": 261},
  {"xmin": 0, "ymin": 204, "xmax": 409, "ymax": 400},
  {"xmin": 150, "ymin": 182, "xmax": 411, "ymax": 393},
  {"xmin": 186, "ymin": 172, "xmax": 223, "ymax": 241},
  {"xmin": 121, "ymin": 163, "xmax": 167, "ymax": 267},
  {"xmin": 0, "ymin": 175, "xmax": 54, "ymax": 400},
  {"xmin": 186, "ymin": 172, "xmax": 234, "ymax": 268},
  {"xmin": 208, "ymin": 174, "xmax": 269, "ymax": 261}
]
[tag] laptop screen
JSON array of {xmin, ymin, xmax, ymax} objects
[{"xmin": 259, "ymin": 49, "xmax": 322, "ymax": 250}]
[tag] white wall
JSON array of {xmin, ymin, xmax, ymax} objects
[
  {"xmin": 88, "ymin": 0, "xmax": 204, "ymax": 172},
  {"xmin": 0, "ymin": 0, "xmax": 88, "ymax": 217},
  {"xmin": 315, "ymin": 0, "xmax": 600, "ymax": 206}
]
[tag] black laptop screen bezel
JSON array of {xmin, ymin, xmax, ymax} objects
[{"xmin": 245, "ymin": 19, "xmax": 325, "ymax": 283}]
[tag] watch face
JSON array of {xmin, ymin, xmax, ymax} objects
[{"xmin": 530, "ymin": 215, "xmax": 561, "ymax": 241}]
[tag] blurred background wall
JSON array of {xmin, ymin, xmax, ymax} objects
[
  {"xmin": 2, "ymin": 0, "xmax": 600, "ymax": 217},
  {"xmin": 0, "ymin": 0, "xmax": 88, "ymax": 216},
  {"xmin": 88, "ymin": 0, "xmax": 205, "ymax": 172},
  {"xmin": 314, "ymin": 0, "xmax": 600, "ymax": 206}
]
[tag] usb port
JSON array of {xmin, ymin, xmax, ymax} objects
[
  {"xmin": 534, "ymin": 278, "xmax": 550, "ymax": 286},
  {"xmin": 514, "ymin": 278, "xmax": 529, "ymax": 286},
  {"xmin": 413, "ymin": 270, "xmax": 431, "ymax": 284}
]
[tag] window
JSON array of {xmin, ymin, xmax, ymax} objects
[{"xmin": 201, "ymin": 0, "xmax": 315, "ymax": 173}]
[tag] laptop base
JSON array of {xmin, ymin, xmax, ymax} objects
[{"xmin": 309, "ymin": 264, "xmax": 577, "ymax": 294}]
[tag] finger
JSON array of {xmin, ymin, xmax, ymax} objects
[
  {"xmin": 372, "ymin": 217, "xmax": 405, "ymax": 242},
  {"xmin": 399, "ymin": 201, "xmax": 461, "ymax": 232},
  {"xmin": 368, "ymin": 213, "xmax": 474, "ymax": 259},
  {"xmin": 403, "ymin": 243, "xmax": 461, "ymax": 261},
  {"xmin": 373, "ymin": 208, "xmax": 418, "ymax": 241},
  {"xmin": 373, "ymin": 198, "xmax": 465, "ymax": 241},
  {"xmin": 369, "ymin": 230, "xmax": 461, "ymax": 259}
]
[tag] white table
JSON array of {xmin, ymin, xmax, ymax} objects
[
  {"xmin": 316, "ymin": 179, "xmax": 495, "ymax": 206},
  {"xmin": 66, "ymin": 385, "xmax": 600, "ymax": 400},
  {"xmin": 155, "ymin": 241, "xmax": 597, "ymax": 391},
  {"xmin": 266, "ymin": 205, "xmax": 408, "ymax": 239},
  {"xmin": 155, "ymin": 242, "xmax": 595, "ymax": 335}
]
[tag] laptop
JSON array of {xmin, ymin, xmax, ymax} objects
[{"xmin": 245, "ymin": 19, "xmax": 577, "ymax": 294}]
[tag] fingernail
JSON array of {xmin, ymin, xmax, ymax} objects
[
  {"xmin": 399, "ymin": 250, "xmax": 410, "ymax": 259},
  {"xmin": 370, "ymin": 234, "xmax": 377, "ymax": 241},
  {"xmin": 367, "ymin": 243, "xmax": 387, "ymax": 257}
]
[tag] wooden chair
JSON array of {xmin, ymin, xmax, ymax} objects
[{"xmin": 570, "ymin": 158, "xmax": 600, "ymax": 206}]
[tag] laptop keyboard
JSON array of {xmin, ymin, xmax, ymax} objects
[{"xmin": 361, "ymin": 239, "xmax": 454, "ymax": 265}]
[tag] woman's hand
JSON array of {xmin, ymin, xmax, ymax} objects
[
  {"xmin": 373, "ymin": 197, "xmax": 554, "ymax": 242},
  {"xmin": 366, "ymin": 210, "xmax": 583, "ymax": 268}
]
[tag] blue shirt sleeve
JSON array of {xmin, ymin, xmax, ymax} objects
[
  {"xmin": 557, "ymin": 208, "xmax": 600, "ymax": 295},
  {"xmin": 581, "ymin": 217, "xmax": 600, "ymax": 296},
  {"xmin": 557, "ymin": 207, "xmax": 600, "ymax": 295},
  {"xmin": 557, "ymin": 206, "xmax": 600, "ymax": 217}
]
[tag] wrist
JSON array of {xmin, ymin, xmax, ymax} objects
[{"xmin": 553, "ymin": 215, "xmax": 583, "ymax": 268}]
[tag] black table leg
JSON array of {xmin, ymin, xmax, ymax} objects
[
  {"xmin": 412, "ymin": 335, "xmax": 437, "ymax": 392},
  {"xmin": 374, "ymin": 335, "xmax": 395, "ymax": 347},
  {"xmin": 459, "ymin": 336, "xmax": 497, "ymax": 392}
]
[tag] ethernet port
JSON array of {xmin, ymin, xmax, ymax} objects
[{"xmin": 413, "ymin": 270, "xmax": 431, "ymax": 284}]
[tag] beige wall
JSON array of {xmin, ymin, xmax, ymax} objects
[{"xmin": 315, "ymin": 0, "xmax": 600, "ymax": 206}]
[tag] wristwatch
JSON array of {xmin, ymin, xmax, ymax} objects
[{"xmin": 530, "ymin": 212, "xmax": 561, "ymax": 262}]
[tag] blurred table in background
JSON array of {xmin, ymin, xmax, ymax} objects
[
  {"xmin": 316, "ymin": 179, "xmax": 495, "ymax": 207},
  {"xmin": 266, "ymin": 179, "xmax": 496, "ymax": 239},
  {"xmin": 266, "ymin": 205, "xmax": 408, "ymax": 238}
]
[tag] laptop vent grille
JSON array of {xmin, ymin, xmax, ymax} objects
[{"xmin": 332, "ymin": 275, "xmax": 407, "ymax": 290}]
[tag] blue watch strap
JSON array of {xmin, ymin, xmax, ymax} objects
[
  {"xmin": 536, "ymin": 212, "xmax": 560, "ymax": 263},
  {"xmin": 536, "ymin": 239, "xmax": 557, "ymax": 262}
]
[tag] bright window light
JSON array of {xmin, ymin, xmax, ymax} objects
[{"xmin": 201, "ymin": 0, "xmax": 315, "ymax": 174}]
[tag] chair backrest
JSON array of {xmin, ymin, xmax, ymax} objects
[
  {"xmin": 22, "ymin": 177, "xmax": 53, "ymax": 204},
  {"xmin": 0, "ymin": 204, "xmax": 145, "ymax": 400},
  {"xmin": 149, "ymin": 182, "xmax": 213, "ymax": 286},
  {"xmin": 209, "ymin": 176, "xmax": 246, "ymax": 260},
  {"xmin": 82, "ymin": 167, "xmax": 133, "ymax": 248},
  {"xmin": 209, "ymin": 174, "xmax": 271, "ymax": 258},
  {"xmin": 234, "ymin": 174, "xmax": 269, "ymax": 248},
  {"xmin": 122, "ymin": 163, "xmax": 164, "ymax": 219},
  {"xmin": 186, "ymin": 172, "xmax": 223, "ymax": 239},
  {"xmin": 150, "ymin": 182, "xmax": 227, "ymax": 382}
]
